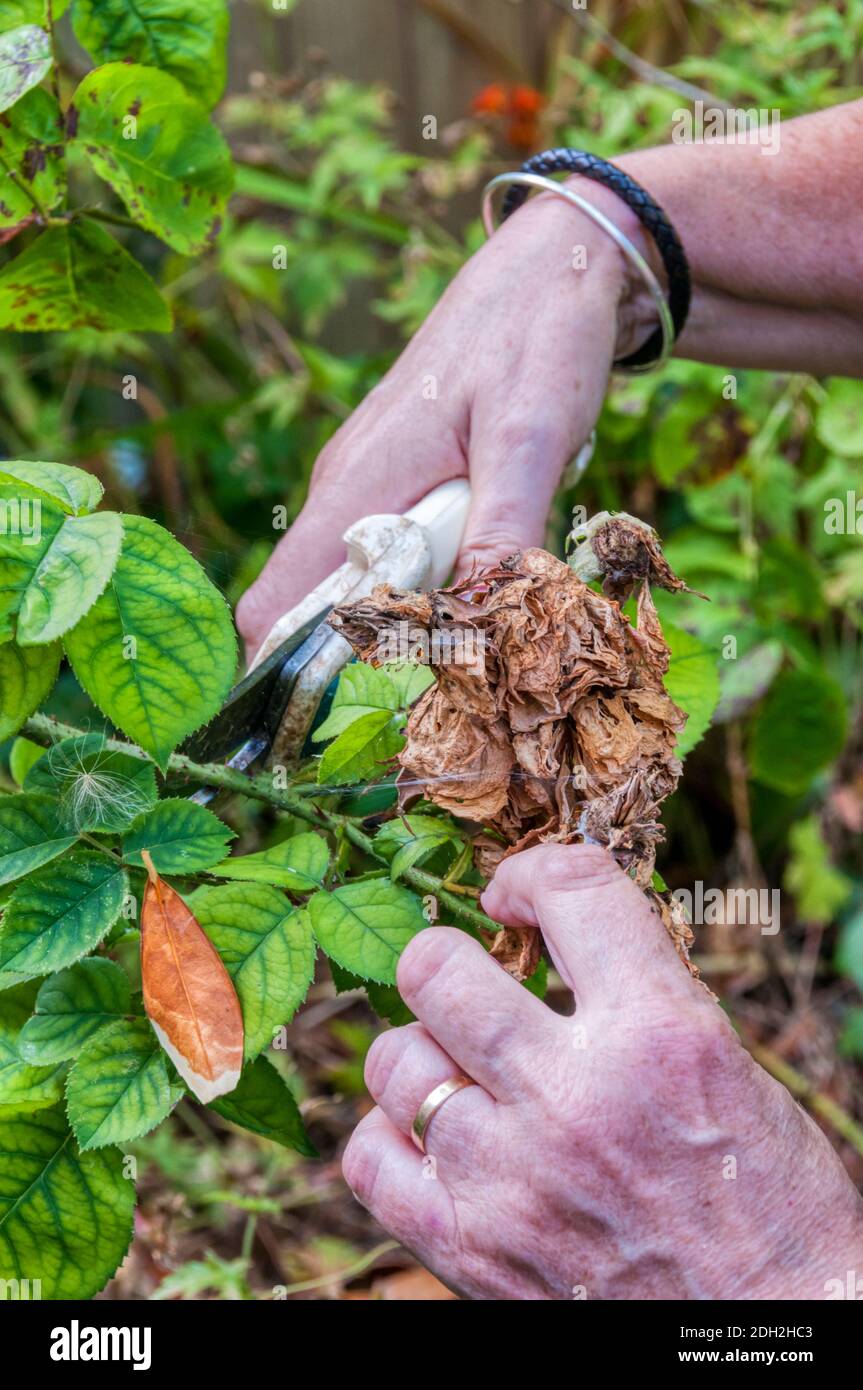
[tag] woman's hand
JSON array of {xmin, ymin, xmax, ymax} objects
[
  {"xmin": 236, "ymin": 190, "xmax": 647, "ymax": 660},
  {"xmin": 237, "ymin": 101, "xmax": 863, "ymax": 661},
  {"xmin": 342, "ymin": 844, "xmax": 863, "ymax": 1300}
]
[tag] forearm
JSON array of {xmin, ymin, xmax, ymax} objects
[{"xmin": 572, "ymin": 100, "xmax": 863, "ymax": 375}]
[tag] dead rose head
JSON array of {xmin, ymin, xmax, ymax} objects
[{"xmin": 330, "ymin": 515, "xmax": 707, "ymax": 979}]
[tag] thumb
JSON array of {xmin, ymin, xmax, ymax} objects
[{"xmin": 481, "ymin": 843, "xmax": 700, "ymax": 1012}]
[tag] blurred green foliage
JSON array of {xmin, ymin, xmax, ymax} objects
[{"xmin": 0, "ymin": 0, "xmax": 861, "ymax": 1049}]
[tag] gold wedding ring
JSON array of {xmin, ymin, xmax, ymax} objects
[{"xmin": 412, "ymin": 1075, "xmax": 477, "ymax": 1154}]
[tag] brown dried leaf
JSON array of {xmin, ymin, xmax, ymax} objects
[
  {"xmin": 140, "ymin": 849, "xmax": 244, "ymax": 1102},
  {"xmin": 648, "ymin": 888, "xmax": 696, "ymax": 969},
  {"xmin": 648, "ymin": 888, "xmax": 717, "ymax": 999},
  {"xmin": 482, "ymin": 923, "xmax": 542, "ymax": 982}
]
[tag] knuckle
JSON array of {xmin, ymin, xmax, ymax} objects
[
  {"xmin": 363, "ymin": 1022, "xmax": 424, "ymax": 1099},
  {"xmin": 309, "ymin": 438, "xmax": 340, "ymax": 483},
  {"xmin": 341, "ymin": 1125, "xmax": 385, "ymax": 1206},
  {"xmin": 676, "ymin": 1005, "xmax": 740, "ymax": 1072},
  {"xmin": 491, "ymin": 417, "xmax": 566, "ymax": 465},
  {"xmin": 396, "ymin": 925, "xmax": 470, "ymax": 1001},
  {"xmin": 616, "ymin": 1001, "xmax": 740, "ymax": 1091},
  {"xmin": 533, "ymin": 843, "xmax": 622, "ymax": 895},
  {"xmin": 308, "ymin": 451, "xmax": 351, "ymax": 500},
  {"xmin": 461, "ymin": 532, "xmax": 527, "ymax": 569}
]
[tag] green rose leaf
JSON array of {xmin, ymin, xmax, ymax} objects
[
  {"xmin": 308, "ymin": 879, "xmax": 427, "ymax": 984},
  {"xmin": 209, "ymin": 1056, "xmax": 316, "ymax": 1156},
  {"xmin": 663, "ymin": 623, "xmax": 721, "ymax": 757},
  {"xmin": 0, "ymin": 851, "xmax": 126, "ymax": 979},
  {"xmin": 0, "ymin": 24, "xmax": 50, "ymax": 113},
  {"xmin": 754, "ymin": 537, "xmax": 826, "ymax": 624},
  {"xmin": 18, "ymin": 958, "xmax": 132, "ymax": 1064},
  {"xmin": 0, "ymin": 476, "xmax": 65, "ymax": 631},
  {"xmin": 383, "ymin": 660, "xmax": 435, "ymax": 707},
  {"xmin": 8, "ymin": 735, "xmax": 44, "ymax": 785},
  {"xmin": 389, "ymin": 834, "xmax": 453, "ymax": 882},
  {"xmin": 649, "ymin": 387, "xmax": 721, "ymax": 486},
  {"xmin": 0, "ymin": 1, "xmax": 70, "ymax": 27},
  {"xmin": 0, "ymin": 1104, "xmax": 135, "ymax": 1298},
  {"xmin": 0, "ymin": 792, "xmax": 77, "ymax": 886},
  {"xmin": 312, "ymin": 663, "xmax": 401, "ymax": 742},
  {"xmin": 72, "ymin": 63, "xmax": 234, "ymax": 255},
  {"xmin": 0, "ymin": 87, "xmax": 65, "ymax": 225},
  {"xmin": 374, "ymin": 813, "xmax": 462, "ymax": 856},
  {"xmin": 24, "ymin": 732, "xmax": 158, "ymax": 833},
  {"xmin": 317, "ymin": 708, "xmax": 404, "ymax": 787},
  {"xmin": 748, "ymin": 667, "xmax": 847, "ymax": 797},
  {"xmin": 0, "ymin": 640, "xmax": 59, "ymax": 739},
  {"xmin": 67, "ymin": 1017, "xmax": 182, "ymax": 1150},
  {"xmin": 367, "ymin": 979, "xmax": 415, "ymax": 1026},
  {"xmin": 0, "ymin": 476, "xmax": 117, "ymax": 643},
  {"xmin": 123, "ymin": 798, "xmax": 234, "ymax": 875},
  {"xmin": 195, "ymin": 883, "xmax": 315, "ymax": 1060},
  {"xmin": 16, "ymin": 510, "xmax": 123, "ymax": 645},
  {"xmin": 210, "ymin": 831, "xmax": 329, "ymax": 892},
  {"xmin": 0, "ymin": 980, "xmax": 65, "ymax": 1115},
  {"xmin": 0, "ymin": 460, "xmax": 103, "ymax": 515},
  {"xmin": 64, "ymin": 514, "xmax": 237, "ymax": 769},
  {"xmin": 331, "ymin": 963, "xmax": 415, "ymax": 1027},
  {"xmin": 72, "ymin": 0, "xmax": 229, "ymax": 109},
  {"xmin": 0, "ymin": 219, "xmax": 172, "ymax": 331}
]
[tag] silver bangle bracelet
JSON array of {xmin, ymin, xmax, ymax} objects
[{"xmin": 481, "ymin": 170, "xmax": 674, "ymax": 375}]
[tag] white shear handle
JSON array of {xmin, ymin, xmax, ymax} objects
[
  {"xmin": 250, "ymin": 479, "xmax": 471, "ymax": 764},
  {"xmin": 250, "ymin": 479, "xmax": 471, "ymax": 673},
  {"xmin": 402, "ymin": 478, "xmax": 472, "ymax": 587}
]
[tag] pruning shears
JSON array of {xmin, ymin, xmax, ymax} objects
[{"xmin": 182, "ymin": 480, "xmax": 472, "ymax": 803}]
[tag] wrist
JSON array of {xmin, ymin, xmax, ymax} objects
[
  {"xmin": 763, "ymin": 1183, "xmax": 863, "ymax": 1300},
  {"xmin": 558, "ymin": 172, "xmax": 671, "ymax": 362},
  {"xmin": 488, "ymin": 170, "xmax": 670, "ymax": 368},
  {"xmin": 719, "ymin": 1068, "xmax": 863, "ymax": 1300}
]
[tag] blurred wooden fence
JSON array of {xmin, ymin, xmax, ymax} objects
[{"xmin": 229, "ymin": 0, "xmax": 559, "ymax": 149}]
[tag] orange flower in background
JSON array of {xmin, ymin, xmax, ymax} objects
[
  {"xmin": 510, "ymin": 84, "xmax": 544, "ymax": 116},
  {"xmin": 471, "ymin": 82, "xmax": 509, "ymax": 116},
  {"xmin": 471, "ymin": 82, "xmax": 545, "ymax": 151}
]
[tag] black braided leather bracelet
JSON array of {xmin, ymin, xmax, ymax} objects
[{"xmin": 499, "ymin": 148, "xmax": 691, "ymax": 371}]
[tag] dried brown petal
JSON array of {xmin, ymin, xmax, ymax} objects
[
  {"xmin": 592, "ymin": 515, "xmax": 690, "ymax": 602},
  {"xmin": 483, "ymin": 923, "xmax": 542, "ymax": 983}
]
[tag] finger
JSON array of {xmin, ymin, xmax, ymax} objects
[
  {"xmin": 455, "ymin": 286, "xmax": 615, "ymax": 577},
  {"xmin": 481, "ymin": 843, "xmax": 699, "ymax": 1012},
  {"xmin": 395, "ymin": 927, "xmax": 566, "ymax": 1098},
  {"xmin": 341, "ymin": 1106, "xmax": 458, "ymax": 1260},
  {"xmin": 456, "ymin": 416, "xmax": 569, "ymax": 577},
  {"xmin": 364, "ymin": 1022, "xmax": 496, "ymax": 1155}
]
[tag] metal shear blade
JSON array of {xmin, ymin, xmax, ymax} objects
[{"xmin": 181, "ymin": 604, "xmax": 333, "ymax": 802}]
